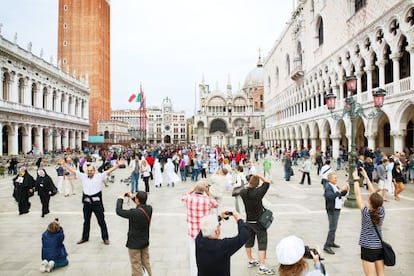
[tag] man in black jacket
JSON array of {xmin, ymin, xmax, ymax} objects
[
  {"xmin": 323, "ymin": 172, "xmax": 348, "ymax": 255},
  {"xmin": 196, "ymin": 211, "xmax": 248, "ymax": 276},
  {"xmin": 116, "ymin": 191, "xmax": 152, "ymax": 276}
]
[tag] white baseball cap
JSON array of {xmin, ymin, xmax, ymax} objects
[{"xmin": 276, "ymin": 235, "xmax": 305, "ymax": 265}]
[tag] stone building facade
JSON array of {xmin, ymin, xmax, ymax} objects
[
  {"xmin": 263, "ymin": 0, "xmax": 414, "ymax": 157},
  {"xmin": 111, "ymin": 97, "xmax": 187, "ymax": 145},
  {"xmin": 193, "ymin": 59, "xmax": 265, "ymax": 147},
  {"xmin": 0, "ymin": 34, "xmax": 89, "ymax": 155},
  {"xmin": 58, "ymin": 0, "xmax": 111, "ymax": 135}
]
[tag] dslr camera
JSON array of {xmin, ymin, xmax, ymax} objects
[{"xmin": 304, "ymin": 246, "xmax": 324, "ymax": 261}]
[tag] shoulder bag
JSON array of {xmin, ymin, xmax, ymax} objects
[
  {"xmin": 257, "ymin": 208, "xmax": 274, "ymax": 229},
  {"xmin": 371, "ymin": 217, "xmax": 395, "ymax": 266},
  {"xmin": 138, "ymin": 207, "xmax": 151, "ymax": 225}
]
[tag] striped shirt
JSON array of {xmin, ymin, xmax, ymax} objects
[{"xmin": 359, "ymin": 206, "xmax": 385, "ymax": 249}]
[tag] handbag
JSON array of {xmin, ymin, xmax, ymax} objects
[
  {"xmin": 257, "ymin": 208, "xmax": 274, "ymax": 229},
  {"xmin": 371, "ymin": 217, "xmax": 396, "ymax": 266},
  {"xmin": 232, "ymin": 185, "xmax": 244, "ymax": 197}
]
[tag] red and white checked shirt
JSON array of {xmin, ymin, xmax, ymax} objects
[{"xmin": 181, "ymin": 193, "xmax": 218, "ymax": 238}]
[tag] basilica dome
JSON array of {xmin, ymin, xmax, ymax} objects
[{"xmin": 243, "ymin": 57, "xmax": 264, "ymax": 89}]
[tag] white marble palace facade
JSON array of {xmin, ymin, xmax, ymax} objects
[
  {"xmin": 0, "ymin": 34, "xmax": 89, "ymax": 155},
  {"xmin": 263, "ymin": 0, "xmax": 414, "ymax": 158}
]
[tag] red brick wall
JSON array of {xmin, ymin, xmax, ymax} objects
[{"xmin": 58, "ymin": 0, "xmax": 111, "ymax": 135}]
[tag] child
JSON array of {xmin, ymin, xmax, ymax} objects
[{"xmin": 40, "ymin": 219, "xmax": 68, "ymax": 272}]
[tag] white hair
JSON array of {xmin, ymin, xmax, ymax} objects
[{"xmin": 200, "ymin": 215, "xmax": 219, "ymax": 237}]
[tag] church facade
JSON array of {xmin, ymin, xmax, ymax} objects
[
  {"xmin": 193, "ymin": 59, "xmax": 265, "ymax": 147},
  {"xmin": 263, "ymin": 0, "xmax": 414, "ymax": 157}
]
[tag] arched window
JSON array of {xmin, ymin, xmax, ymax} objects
[
  {"xmin": 276, "ymin": 67, "xmax": 279, "ymax": 86},
  {"xmin": 355, "ymin": 0, "xmax": 367, "ymax": 13},
  {"xmin": 2, "ymin": 72, "xmax": 10, "ymax": 100},
  {"xmin": 43, "ymin": 87, "xmax": 47, "ymax": 109},
  {"xmin": 384, "ymin": 45, "xmax": 393, "ymax": 84},
  {"xmin": 399, "ymin": 36, "xmax": 410, "ymax": 79},
  {"xmin": 52, "ymin": 90, "xmax": 57, "ymax": 111},
  {"xmin": 18, "ymin": 78, "xmax": 24, "ymax": 104},
  {"xmin": 317, "ymin": 17, "xmax": 324, "ymax": 46},
  {"xmin": 31, "ymin": 83, "xmax": 36, "ymax": 106}
]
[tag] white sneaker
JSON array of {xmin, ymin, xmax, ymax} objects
[
  {"xmin": 40, "ymin": 259, "xmax": 48, "ymax": 272},
  {"xmin": 46, "ymin": 260, "xmax": 55, "ymax": 272},
  {"xmin": 258, "ymin": 266, "xmax": 275, "ymax": 275},
  {"xmin": 248, "ymin": 259, "xmax": 259, "ymax": 268}
]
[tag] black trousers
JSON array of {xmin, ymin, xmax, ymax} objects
[{"xmin": 82, "ymin": 201, "xmax": 109, "ymax": 241}]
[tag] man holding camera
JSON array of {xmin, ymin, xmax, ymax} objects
[
  {"xmin": 116, "ymin": 191, "xmax": 152, "ymax": 276},
  {"xmin": 62, "ymin": 158, "xmax": 125, "ymax": 245},
  {"xmin": 323, "ymin": 171, "xmax": 348, "ymax": 255},
  {"xmin": 181, "ymin": 180, "xmax": 218, "ymax": 276},
  {"xmin": 196, "ymin": 211, "xmax": 248, "ymax": 276}
]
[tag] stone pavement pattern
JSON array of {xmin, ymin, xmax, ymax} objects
[{"xmin": 0, "ymin": 159, "xmax": 413, "ymax": 275}]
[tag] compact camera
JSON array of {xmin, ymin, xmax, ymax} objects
[
  {"xmin": 225, "ymin": 211, "xmax": 233, "ymax": 216},
  {"xmin": 304, "ymin": 246, "xmax": 324, "ymax": 261},
  {"xmin": 124, "ymin": 192, "xmax": 130, "ymax": 197}
]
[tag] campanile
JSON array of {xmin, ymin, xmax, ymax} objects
[{"xmin": 57, "ymin": 0, "xmax": 111, "ymax": 135}]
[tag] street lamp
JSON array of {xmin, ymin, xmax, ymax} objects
[{"xmin": 325, "ymin": 75, "xmax": 386, "ymax": 208}]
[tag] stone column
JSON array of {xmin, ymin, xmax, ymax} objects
[
  {"xmin": 365, "ymin": 66, "xmax": 374, "ymax": 93},
  {"xmin": 25, "ymin": 79, "xmax": 32, "ymax": 106},
  {"xmin": 56, "ymin": 92, "xmax": 62, "ymax": 113},
  {"xmin": 0, "ymin": 68, "xmax": 3, "ymax": 100},
  {"xmin": 10, "ymin": 123, "xmax": 18, "ymax": 155},
  {"xmin": 69, "ymin": 130, "xmax": 75, "ymax": 149},
  {"xmin": 23, "ymin": 125, "xmax": 31, "ymax": 154},
  {"xmin": 331, "ymin": 135, "xmax": 341, "ymax": 160},
  {"xmin": 391, "ymin": 130, "xmax": 405, "ymax": 153},
  {"xmin": 391, "ymin": 53, "xmax": 402, "ymax": 94},
  {"xmin": 409, "ymin": 44, "xmax": 414, "ymax": 88},
  {"xmin": 303, "ymin": 138, "xmax": 308, "ymax": 150},
  {"xmin": 310, "ymin": 137, "xmax": 317, "ymax": 153},
  {"xmin": 37, "ymin": 126, "xmax": 44, "ymax": 155},
  {"xmin": 366, "ymin": 132, "xmax": 376, "ymax": 152},
  {"xmin": 296, "ymin": 139, "xmax": 302, "ymax": 150},
  {"xmin": 377, "ymin": 60, "xmax": 386, "ymax": 88}
]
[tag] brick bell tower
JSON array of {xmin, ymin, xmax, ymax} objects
[{"xmin": 57, "ymin": 0, "xmax": 111, "ymax": 135}]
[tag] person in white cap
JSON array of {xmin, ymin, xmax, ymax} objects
[{"xmin": 276, "ymin": 235, "xmax": 325, "ymax": 276}]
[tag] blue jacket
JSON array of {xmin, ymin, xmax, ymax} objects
[
  {"xmin": 42, "ymin": 227, "xmax": 68, "ymax": 262},
  {"xmin": 323, "ymin": 182, "xmax": 347, "ymax": 212}
]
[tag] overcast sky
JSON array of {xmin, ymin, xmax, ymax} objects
[{"xmin": 0, "ymin": 0, "xmax": 293, "ymax": 115}]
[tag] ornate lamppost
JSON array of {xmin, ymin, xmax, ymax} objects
[{"xmin": 325, "ymin": 76, "xmax": 386, "ymax": 208}]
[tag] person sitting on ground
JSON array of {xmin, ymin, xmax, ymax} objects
[
  {"xmin": 196, "ymin": 211, "xmax": 249, "ymax": 276},
  {"xmin": 276, "ymin": 235, "xmax": 325, "ymax": 276},
  {"xmin": 40, "ymin": 219, "xmax": 69, "ymax": 273}
]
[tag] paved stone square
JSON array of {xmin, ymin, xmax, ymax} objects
[{"xmin": 0, "ymin": 158, "xmax": 413, "ymax": 275}]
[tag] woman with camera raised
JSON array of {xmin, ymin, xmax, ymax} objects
[
  {"xmin": 276, "ymin": 235, "xmax": 325, "ymax": 275},
  {"xmin": 353, "ymin": 167, "xmax": 385, "ymax": 276}
]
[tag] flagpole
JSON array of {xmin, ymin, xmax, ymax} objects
[{"xmin": 194, "ymin": 82, "xmax": 196, "ymax": 115}]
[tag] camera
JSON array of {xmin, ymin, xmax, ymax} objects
[
  {"xmin": 225, "ymin": 211, "xmax": 233, "ymax": 216},
  {"xmin": 124, "ymin": 192, "xmax": 130, "ymax": 197},
  {"xmin": 304, "ymin": 246, "xmax": 324, "ymax": 261},
  {"xmin": 55, "ymin": 218, "xmax": 59, "ymax": 222}
]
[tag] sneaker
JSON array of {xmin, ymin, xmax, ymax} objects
[
  {"xmin": 46, "ymin": 260, "xmax": 55, "ymax": 272},
  {"xmin": 248, "ymin": 259, "xmax": 259, "ymax": 268},
  {"xmin": 40, "ymin": 259, "xmax": 48, "ymax": 272},
  {"xmin": 258, "ymin": 266, "xmax": 275, "ymax": 275}
]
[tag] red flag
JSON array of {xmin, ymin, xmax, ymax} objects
[{"xmin": 128, "ymin": 94, "xmax": 136, "ymax": 102}]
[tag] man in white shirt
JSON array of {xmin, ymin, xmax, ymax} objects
[{"xmin": 62, "ymin": 158, "xmax": 124, "ymax": 245}]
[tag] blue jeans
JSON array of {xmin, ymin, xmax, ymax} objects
[
  {"xmin": 180, "ymin": 169, "xmax": 187, "ymax": 181},
  {"xmin": 130, "ymin": 173, "xmax": 139, "ymax": 193},
  {"xmin": 325, "ymin": 209, "xmax": 341, "ymax": 248},
  {"xmin": 192, "ymin": 168, "xmax": 199, "ymax": 181},
  {"xmin": 284, "ymin": 167, "xmax": 291, "ymax": 181}
]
